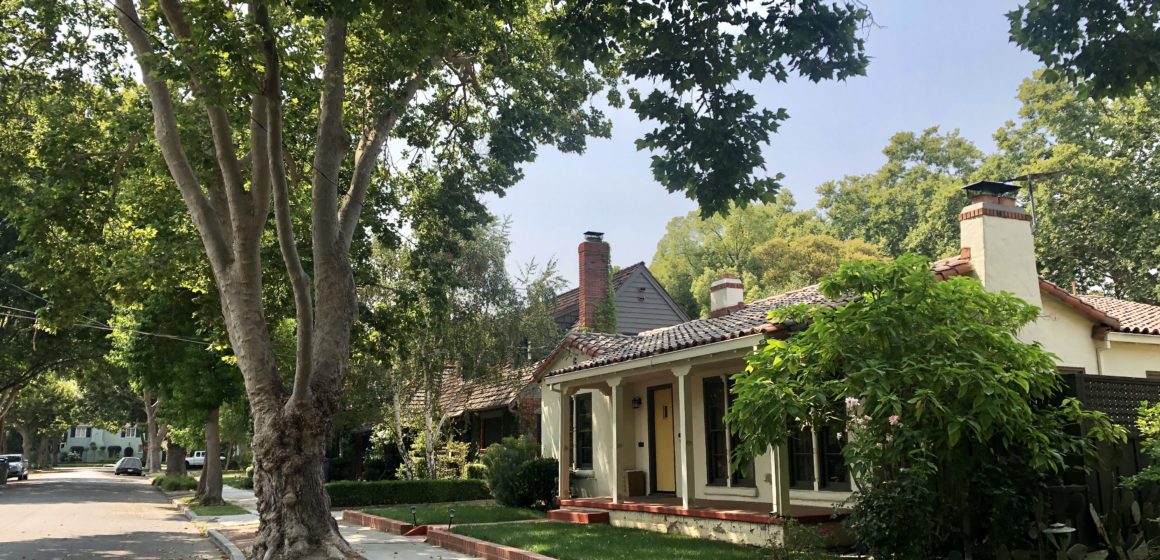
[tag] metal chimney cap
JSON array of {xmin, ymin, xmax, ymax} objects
[
  {"xmin": 583, "ymin": 231, "xmax": 604, "ymax": 242},
  {"xmin": 962, "ymin": 181, "xmax": 1020, "ymax": 198}
]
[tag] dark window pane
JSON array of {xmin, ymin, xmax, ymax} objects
[
  {"xmin": 703, "ymin": 378, "xmax": 729, "ymax": 484},
  {"xmin": 788, "ymin": 424, "xmax": 815, "ymax": 490},
  {"xmin": 820, "ymin": 426, "xmax": 850, "ymax": 491},
  {"xmin": 574, "ymin": 394, "xmax": 593, "ymax": 470}
]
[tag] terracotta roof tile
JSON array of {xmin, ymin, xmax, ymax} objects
[
  {"xmin": 544, "ymin": 285, "xmax": 844, "ymax": 377},
  {"xmin": 1078, "ymin": 295, "xmax": 1160, "ymax": 336}
]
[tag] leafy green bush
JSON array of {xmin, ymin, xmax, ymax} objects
[
  {"xmin": 514, "ymin": 457, "xmax": 557, "ymax": 508},
  {"xmin": 461, "ymin": 463, "xmax": 487, "ymax": 480},
  {"xmin": 325, "ymin": 479, "xmax": 490, "ymax": 508},
  {"xmin": 151, "ymin": 474, "xmax": 198, "ymax": 492},
  {"xmin": 480, "ymin": 436, "xmax": 539, "ymax": 507}
]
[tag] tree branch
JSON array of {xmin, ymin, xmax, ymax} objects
[
  {"xmin": 258, "ymin": 4, "xmax": 314, "ymax": 406},
  {"xmin": 113, "ymin": 0, "xmax": 233, "ymax": 271},
  {"xmin": 311, "ymin": 17, "xmax": 348, "ymax": 257},
  {"xmin": 156, "ymin": 0, "xmax": 250, "ymax": 251},
  {"xmin": 337, "ymin": 70, "xmax": 426, "ymax": 250}
]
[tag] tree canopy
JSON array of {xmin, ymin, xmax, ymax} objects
[{"xmin": 1009, "ymin": 0, "xmax": 1160, "ymax": 99}]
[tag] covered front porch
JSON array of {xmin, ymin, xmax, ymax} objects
[{"xmin": 541, "ymin": 334, "xmax": 854, "ymax": 525}]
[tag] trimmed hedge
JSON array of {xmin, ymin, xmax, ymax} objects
[
  {"xmin": 325, "ymin": 479, "xmax": 490, "ymax": 508},
  {"xmin": 151, "ymin": 474, "xmax": 198, "ymax": 492}
]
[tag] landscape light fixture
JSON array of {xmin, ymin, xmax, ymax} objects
[
  {"xmin": 448, "ymin": 507, "xmax": 457, "ymax": 529},
  {"xmin": 410, "ymin": 506, "xmax": 417, "ymax": 526}
]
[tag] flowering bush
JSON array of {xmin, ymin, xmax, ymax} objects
[{"xmin": 727, "ymin": 255, "xmax": 1125, "ymax": 558}]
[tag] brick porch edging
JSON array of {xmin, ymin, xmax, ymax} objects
[
  {"xmin": 426, "ymin": 527, "xmax": 554, "ymax": 560},
  {"xmin": 342, "ymin": 510, "xmax": 417, "ymax": 535}
]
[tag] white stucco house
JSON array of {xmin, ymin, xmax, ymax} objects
[
  {"xmin": 62, "ymin": 425, "xmax": 143, "ymax": 462},
  {"xmin": 536, "ymin": 182, "xmax": 1160, "ymax": 545}
]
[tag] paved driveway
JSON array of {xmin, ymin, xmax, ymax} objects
[{"xmin": 0, "ymin": 467, "xmax": 222, "ymax": 559}]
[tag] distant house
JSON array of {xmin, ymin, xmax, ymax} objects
[
  {"xmin": 538, "ymin": 183, "xmax": 1160, "ymax": 545},
  {"xmin": 62, "ymin": 425, "xmax": 143, "ymax": 462},
  {"xmin": 433, "ymin": 232, "xmax": 690, "ymax": 451}
]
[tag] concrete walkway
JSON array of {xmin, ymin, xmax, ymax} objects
[{"xmin": 206, "ymin": 486, "xmax": 477, "ymax": 559}]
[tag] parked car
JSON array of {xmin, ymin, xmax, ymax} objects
[
  {"xmin": 114, "ymin": 456, "xmax": 144, "ymax": 476},
  {"xmin": 3, "ymin": 455, "xmax": 28, "ymax": 481},
  {"xmin": 185, "ymin": 450, "xmax": 225, "ymax": 470}
]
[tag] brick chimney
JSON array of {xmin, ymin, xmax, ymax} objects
[
  {"xmin": 709, "ymin": 274, "xmax": 745, "ymax": 318},
  {"xmin": 577, "ymin": 231, "xmax": 610, "ymax": 330},
  {"xmin": 958, "ymin": 181, "xmax": 1042, "ymax": 309}
]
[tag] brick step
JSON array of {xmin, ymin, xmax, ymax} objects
[{"xmin": 547, "ymin": 509, "xmax": 610, "ymax": 524}]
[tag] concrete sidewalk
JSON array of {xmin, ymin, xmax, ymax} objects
[{"xmin": 205, "ymin": 486, "xmax": 477, "ymax": 559}]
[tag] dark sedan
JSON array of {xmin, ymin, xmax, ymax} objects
[{"xmin": 114, "ymin": 457, "xmax": 143, "ymax": 476}]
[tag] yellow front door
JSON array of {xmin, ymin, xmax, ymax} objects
[{"xmin": 651, "ymin": 387, "xmax": 676, "ymax": 492}]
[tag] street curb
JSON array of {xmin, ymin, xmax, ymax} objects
[{"xmin": 207, "ymin": 528, "xmax": 246, "ymax": 560}]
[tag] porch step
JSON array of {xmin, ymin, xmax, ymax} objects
[{"xmin": 548, "ymin": 509, "xmax": 610, "ymax": 524}]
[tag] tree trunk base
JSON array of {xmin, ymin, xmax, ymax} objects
[{"xmin": 249, "ymin": 519, "xmax": 357, "ymax": 560}]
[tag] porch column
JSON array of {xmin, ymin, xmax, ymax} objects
[
  {"xmin": 608, "ymin": 378, "xmax": 623, "ymax": 504},
  {"xmin": 556, "ymin": 386, "xmax": 575, "ymax": 502},
  {"xmin": 770, "ymin": 443, "xmax": 791, "ymax": 517},
  {"xmin": 674, "ymin": 364, "xmax": 694, "ymax": 509}
]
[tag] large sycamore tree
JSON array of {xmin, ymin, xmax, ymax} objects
[{"xmin": 8, "ymin": 0, "xmax": 869, "ymax": 556}]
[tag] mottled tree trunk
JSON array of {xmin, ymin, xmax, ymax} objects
[
  {"xmin": 35, "ymin": 436, "xmax": 49, "ymax": 470},
  {"xmin": 16, "ymin": 427, "xmax": 34, "ymax": 467},
  {"xmin": 167, "ymin": 443, "xmax": 187, "ymax": 475},
  {"xmin": 143, "ymin": 390, "xmax": 165, "ymax": 473},
  {"xmin": 196, "ymin": 407, "xmax": 224, "ymax": 505}
]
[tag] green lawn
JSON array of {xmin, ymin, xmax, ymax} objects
[
  {"xmin": 187, "ymin": 502, "xmax": 249, "ymax": 516},
  {"xmin": 362, "ymin": 504, "xmax": 544, "ymax": 526},
  {"xmin": 454, "ymin": 523, "xmax": 770, "ymax": 560},
  {"xmin": 223, "ymin": 474, "xmax": 249, "ymax": 489}
]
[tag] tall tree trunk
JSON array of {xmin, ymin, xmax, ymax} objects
[
  {"xmin": 224, "ymin": 443, "xmax": 234, "ymax": 473},
  {"xmin": 149, "ymin": 424, "xmax": 169, "ymax": 474},
  {"xmin": 35, "ymin": 435, "xmax": 49, "ymax": 471},
  {"xmin": 392, "ymin": 391, "xmax": 414, "ymax": 480},
  {"xmin": 197, "ymin": 407, "xmax": 224, "ymax": 505},
  {"xmin": 167, "ymin": 443, "xmax": 187, "ymax": 475},
  {"xmin": 142, "ymin": 390, "xmax": 165, "ymax": 473},
  {"xmin": 16, "ymin": 426, "xmax": 34, "ymax": 467}
]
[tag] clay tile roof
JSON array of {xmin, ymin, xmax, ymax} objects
[
  {"xmin": 930, "ymin": 251, "xmax": 975, "ymax": 280},
  {"xmin": 544, "ymin": 285, "xmax": 845, "ymax": 377},
  {"xmin": 551, "ymin": 262, "xmax": 646, "ymax": 316},
  {"xmin": 1078, "ymin": 295, "xmax": 1160, "ymax": 336}
]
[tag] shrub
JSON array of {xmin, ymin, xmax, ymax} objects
[
  {"xmin": 461, "ymin": 463, "xmax": 487, "ymax": 480},
  {"xmin": 325, "ymin": 479, "xmax": 490, "ymax": 508},
  {"xmin": 514, "ymin": 457, "xmax": 557, "ymax": 508},
  {"xmin": 151, "ymin": 474, "xmax": 198, "ymax": 492},
  {"xmin": 480, "ymin": 436, "xmax": 538, "ymax": 507}
]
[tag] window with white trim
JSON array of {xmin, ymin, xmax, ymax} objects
[
  {"xmin": 703, "ymin": 376, "xmax": 754, "ymax": 487},
  {"xmin": 572, "ymin": 393, "xmax": 593, "ymax": 470},
  {"xmin": 787, "ymin": 422, "xmax": 850, "ymax": 492}
]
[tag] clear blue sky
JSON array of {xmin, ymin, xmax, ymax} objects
[{"xmin": 484, "ymin": 1, "xmax": 1042, "ymax": 288}]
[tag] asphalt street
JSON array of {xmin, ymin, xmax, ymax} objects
[{"xmin": 0, "ymin": 466, "xmax": 222, "ymax": 559}]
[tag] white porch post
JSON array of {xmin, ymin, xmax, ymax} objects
[
  {"xmin": 674, "ymin": 364, "xmax": 694, "ymax": 509},
  {"xmin": 608, "ymin": 378, "xmax": 623, "ymax": 504},
  {"xmin": 556, "ymin": 386, "xmax": 574, "ymax": 502},
  {"xmin": 770, "ymin": 443, "xmax": 791, "ymax": 517}
]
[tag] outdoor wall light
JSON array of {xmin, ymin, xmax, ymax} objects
[{"xmin": 631, "ymin": 397, "xmax": 642, "ymax": 409}]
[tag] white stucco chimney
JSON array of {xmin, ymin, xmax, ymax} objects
[
  {"xmin": 958, "ymin": 181, "xmax": 1042, "ymax": 309},
  {"xmin": 709, "ymin": 274, "xmax": 744, "ymax": 318}
]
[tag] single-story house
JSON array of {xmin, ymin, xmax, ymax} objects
[{"xmin": 536, "ymin": 182, "xmax": 1160, "ymax": 545}]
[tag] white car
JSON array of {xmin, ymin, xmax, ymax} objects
[{"xmin": 185, "ymin": 451, "xmax": 225, "ymax": 469}]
